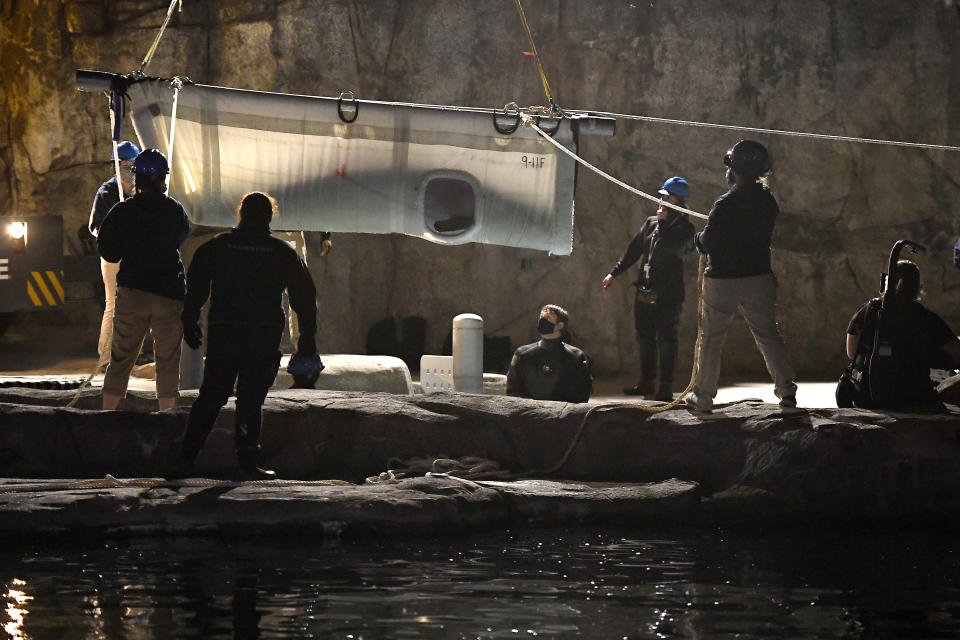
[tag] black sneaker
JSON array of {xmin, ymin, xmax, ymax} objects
[
  {"xmin": 168, "ymin": 455, "xmax": 195, "ymax": 479},
  {"xmin": 623, "ymin": 382, "xmax": 655, "ymax": 396}
]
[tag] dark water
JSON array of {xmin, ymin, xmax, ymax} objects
[{"xmin": 1, "ymin": 526, "xmax": 959, "ymax": 639}]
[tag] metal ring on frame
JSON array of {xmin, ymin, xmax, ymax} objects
[{"xmin": 337, "ymin": 91, "xmax": 359, "ymax": 123}]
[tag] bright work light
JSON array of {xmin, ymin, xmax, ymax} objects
[
  {"xmin": 7, "ymin": 221, "xmax": 26, "ymax": 239},
  {"xmin": 6, "ymin": 221, "xmax": 26, "ymax": 252}
]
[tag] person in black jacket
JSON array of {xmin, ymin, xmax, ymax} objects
[
  {"xmin": 686, "ymin": 140, "xmax": 797, "ymax": 413},
  {"xmin": 98, "ymin": 149, "xmax": 191, "ymax": 411},
  {"xmin": 602, "ymin": 177, "xmax": 695, "ymax": 401},
  {"xmin": 507, "ymin": 305, "xmax": 592, "ymax": 403},
  {"xmin": 178, "ymin": 191, "xmax": 319, "ymax": 480},
  {"xmin": 841, "ymin": 260, "xmax": 960, "ymax": 410}
]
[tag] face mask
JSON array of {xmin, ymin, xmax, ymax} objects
[
  {"xmin": 119, "ymin": 167, "xmax": 135, "ymax": 183},
  {"xmin": 725, "ymin": 169, "xmax": 736, "ymax": 187},
  {"xmin": 537, "ymin": 317, "xmax": 555, "ymax": 335}
]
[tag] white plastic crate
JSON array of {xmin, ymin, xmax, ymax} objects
[{"xmin": 420, "ymin": 355, "xmax": 454, "ymax": 394}]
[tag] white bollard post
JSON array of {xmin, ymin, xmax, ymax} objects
[
  {"xmin": 452, "ymin": 313, "xmax": 483, "ymax": 394},
  {"xmin": 179, "ymin": 340, "xmax": 204, "ymax": 390}
]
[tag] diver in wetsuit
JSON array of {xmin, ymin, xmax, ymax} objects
[
  {"xmin": 506, "ymin": 305, "xmax": 592, "ymax": 403},
  {"xmin": 177, "ymin": 191, "xmax": 320, "ymax": 480}
]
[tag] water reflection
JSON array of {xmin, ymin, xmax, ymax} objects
[
  {"xmin": 0, "ymin": 527, "xmax": 957, "ymax": 638},
  {"xmin": 4, "ymin": 579, "xmax": 32, "ymax": 640}
]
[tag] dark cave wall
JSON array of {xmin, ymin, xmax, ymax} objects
[{"xmin": 1, "ymin": 0, "xmax": 959, "ymax": 380}]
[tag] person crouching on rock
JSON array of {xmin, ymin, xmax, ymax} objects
[
  {"xmin": 177, "ymin": 191, "xmax": 320, "ymax": 480},
  {"xmin": 97, "ymin": 148, "xmax": 191, "ymax": 412},
  {"xmin": 506, "ymin": 305, "xmax": 593, "ymax": 403},
  {"xmin": 602, "ymin": 177, "xmax": 696, "ymax": 401},
  {"xmin": 840, "ymin": 259, "xmax": 960, "ymax": 411}
]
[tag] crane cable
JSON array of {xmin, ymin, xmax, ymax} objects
[
  {"xmin": 137, "ymin": 0, "xmax": 183, "ymax": 76},
  {"xmin": 514, "ymin": 0, "xmax": 560, "ymax": 116}
]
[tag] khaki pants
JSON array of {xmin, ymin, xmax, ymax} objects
[
  {"xmin": 103, "ymin": 287, "xmax": 183, "ymax": 400},
  {"xmin": 693, "ymin": 273, "xmax": 797, "ymax": 407},
  {"xmin": 275, "ymin": 231, "xmax": 306, "ymax": 352},
  {"xmin": 97, "ymin": 259, "xmax": 120, "ymax": 362}
]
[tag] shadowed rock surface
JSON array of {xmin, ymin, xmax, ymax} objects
[{"xmin": 1, "ymin": 389, "xmax": 959, "ymax": 535}]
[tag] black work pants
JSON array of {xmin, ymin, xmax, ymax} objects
[
  {"xmin": 182, "ymin": 324, "xmax": 282, "ymax": 457},
  {"xmin": 634, "ymin": 295, "xmax": 682, "ymax": 391}
]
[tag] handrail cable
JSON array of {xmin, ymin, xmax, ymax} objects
[
  {"xmin": 569, "ymin": 109, "xmax": 960, "ymax": 153},
  {"xmin": 519, "ymin": 113, "xmax": 709, "ymax": 219}
]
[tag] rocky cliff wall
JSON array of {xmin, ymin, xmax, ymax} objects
[{"xmin": 2, "ymin": 0, "xmax": 959, "ymax": 380}]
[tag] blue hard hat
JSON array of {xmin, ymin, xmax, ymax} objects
[
  {"xmin": 723, "ymin": 140, "xmax": 772, "ymax": 176},
  {"xmin": 287, "ymin": 353, "xmax": 325, "ymax": 379},
  {"xmin": 111, "ymin": 141, "xmax": 141, "ymax": 162},
  {"xmin": 132, "ymin": 148, "xmax": 169, "ymax": 176},
  {"xmin": 658, "ymin": 176, "xmax": 690, "ymax": 199}
]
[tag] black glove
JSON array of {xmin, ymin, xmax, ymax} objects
[{"xmin": 183, "ymin": 322, "xmax": 202, "ymax": 350}]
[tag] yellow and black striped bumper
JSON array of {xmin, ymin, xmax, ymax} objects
[{"xmin": 25, "ymin": 270, "xmax": 65, "ymax": 307}]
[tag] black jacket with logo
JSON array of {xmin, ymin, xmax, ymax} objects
[
  {"xmin": 183, "ymin": 223, "xmax": 318, "ymax": 355},
  {"xmin": 97, "ymin": 191, "xmax": 191, "ymax": 300},
  {"xmin": 506, "ymin": 338, "xmax": 592, "ymax": 403}
]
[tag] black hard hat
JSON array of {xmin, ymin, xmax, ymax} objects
[
  {"xmin": 132, "ymin": 148, "xmax": 169, "ymax": 176},
  {"xmin": 723, "ymin": 140, "xmax": 771, "ymax": 176}
]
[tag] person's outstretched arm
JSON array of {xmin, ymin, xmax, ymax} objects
[
  {"xmin": 182, "ymin": 242, "xmax": 213, "ymax": 331},
  {"xmin": 287, "ymin": 253, "xmax": 318, "ymax": 356}
]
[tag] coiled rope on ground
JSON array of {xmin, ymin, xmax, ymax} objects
[{"xmin": 0, "ymin": 475, "xmax": 352, "ymax": 494}]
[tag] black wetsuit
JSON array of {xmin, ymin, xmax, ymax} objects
[
  {"xmin": 608, "ymin": 212, "xmax": 695, "ymax": 391},
  {"xmin": 845, "ymin": 297, "xmax": 956, "ymax": 409},
  {"xmin": 506, "ymin": 338, "xmax": 592, "ymax": 403},
  {"xmin": 181, "ymin": 222, "xmax": 318, "ymax": 458}
]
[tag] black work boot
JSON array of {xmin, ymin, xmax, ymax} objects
[
  {"xmin": 235, "ymin": 447, "xmax": 277, "ymax": 481},
  {"xmin": 168, "ymin": 447, "xmax": 197, "ymax": 479},
  {"xmin": 624, "ymin": 380, "xmax": 655, "ymax": 396}
]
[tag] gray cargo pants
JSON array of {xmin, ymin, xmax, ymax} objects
[{"xmin": 693, "ymin": 273, "xmax": 797, "ymax": 408}]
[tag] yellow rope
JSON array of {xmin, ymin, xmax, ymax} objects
[
  {"xmin": 514, "ymin": 0, "xmax": 558, "ymax": 113},
  {"xmin": 0, "ymin": 475, "xmax": 352, "ymax": 494},
  {"xmin": 137, "ymin": 0, "xmax": 183, "ymax": 75},
  {"xmin": 369, "ymin": 255, "xmax": 707, "ymax": 481},
  {"xmin": 523, "ymin": 255, "xmax": 706, "ymax": 477}
]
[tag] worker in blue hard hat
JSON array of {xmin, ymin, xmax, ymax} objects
[
  {"xmin": 686, "ymin": 140, "xmax": 797, "ymax": 413},
  {"xmin": 88, "ymin": 140, "xmax": 145, "ymax": 366},
  {"xmin": 177, "ymin": 191, "xmax": 320, "ymax": 480},
  {"xmin": 97, "ymin": 148, "xmax": 191, "ymax": 412},
  {"xmin": 602, "ymin": 176, "xmax": 696, "ymax": 402}
]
